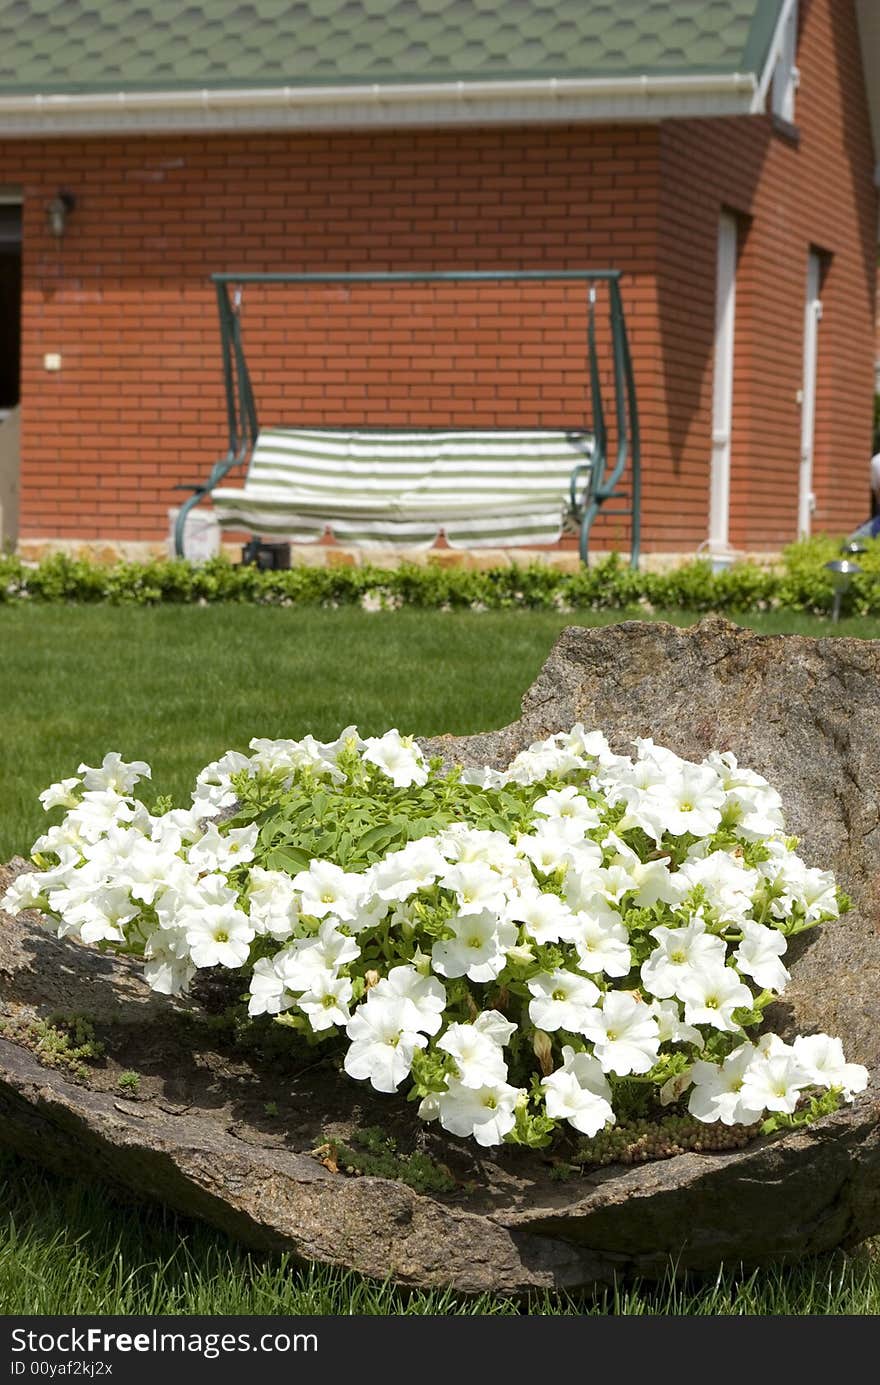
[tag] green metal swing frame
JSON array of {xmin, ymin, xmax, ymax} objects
[{"xmin": 175, "ymin": 268, "xmax": 640, "ymax": 566}]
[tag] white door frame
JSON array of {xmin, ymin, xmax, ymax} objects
[
  {"xmin": 0, "ymin": 189, "xmax": 22, "ymax": 548},
  {"xmin": 798, "ymin": 251, "xmax": 822, "ymax": 538},
  {"xmin": 709, "ymin": 212, "xmax": 738, "ymax": 553}
]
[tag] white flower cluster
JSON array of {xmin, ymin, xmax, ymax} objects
[{"xmin": 3, "ymin": 726, "xmax": 867, "ymax": 1150}]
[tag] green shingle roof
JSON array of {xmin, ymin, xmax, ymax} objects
[{"xmin": 0, "ymin": 1, "xmax": 784, "ymax": 96}]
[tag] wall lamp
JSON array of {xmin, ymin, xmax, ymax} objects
[{"xmin": 46, "ymin": 190, "xmax": 76, "ymax": 238}]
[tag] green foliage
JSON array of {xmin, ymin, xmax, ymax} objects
[
  {"xmin": 234, "ymin": 759, "xmax": 545, "ymax": 875},
  {"xmin": 3, "ymin": 535, "xmax": 880, "ymax": 615},
  {"xmin": 116, "ymin": 1070, "xmax": 141, "ymax": 1094},
  {"xmin": 318, "ymin": 1126, "xmax": 458, "ymax": 1195},
  {"xmin": 0, "ymin": 1013, "xmax": 104, "ymax": 1081}
]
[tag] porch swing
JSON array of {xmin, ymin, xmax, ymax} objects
[{"xmin": 174, "ymin": 269, "xmax": 640, "ymax": 567}]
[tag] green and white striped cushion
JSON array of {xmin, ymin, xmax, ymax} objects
[{"xmin": 211, "ymin": 428, "xmax": 592, "ymax": 548}]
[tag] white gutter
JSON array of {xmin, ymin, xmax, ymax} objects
[{"xmin": 0, "ymin": 70, "xmax": 760, "ymax": 136}]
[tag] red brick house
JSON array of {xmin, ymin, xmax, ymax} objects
[{"xmin": 0, "ymin": 0, "xmax": 876, "ymax": 564}]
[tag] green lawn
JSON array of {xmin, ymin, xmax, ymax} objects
[{"xmin": 1, "ymin": 602, "xmax": 879, "ymax": 1315}]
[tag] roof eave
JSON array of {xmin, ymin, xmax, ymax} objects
[{"xmin": 0, "ymin": 72, "xmax": 761, "ymax": 137}]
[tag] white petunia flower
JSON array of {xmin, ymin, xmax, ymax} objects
[
  {"xmin": 150, "ymin": 807, "xmax": 205, "ymax": 852},
  {"xmin": 581, "ymin": 992, "xmax": 661, "ymax": 1075},
  {"xmin": 562, "ymin": 842, "xmax": 617, "ymax": 911},
  {"xmin": 77, "ymin": 752, "xmax": 151, "ymax": 794},
  {"xmin": 247, "ymin": 954, "xmax": 295, "ymax": 1016},
  {"xmin": 650, "ymin": 998, "xmax": 702, "ymax": 1047},
  {"xmin": 472, "ymin": 1009, "xmax": 518, "ymax": 1047},
  {"xmin": 248, "ymin": 734, "xmax": 345, "ymax": 783},
  {"xmin": 542, "ymin": 1045, "xmax": 614, "ymax": 1136},
  {"xmin": 516, "ymin": 820, "xmax": 584, "ymax": 874},
  {"xmin": 362, "ymin": 731, "xmax": 428, "ymax": 788},
  {"xmin": 688, "ymin": 1045, "xmax": 765, "ymax": 1126},
  {"xmin": 38, "ymin": 777, "xmax": 82, "ymax": 812},
  {"xmin": 734, "ymin": 920, "xmax": 790, "ymax": 993},
  {"xmin": 185, "ymin": 902, "xmax": 254, "ymax": 969},
  {"xmin": 368, "ymin": 965, "xmax": 446, "ymax": 1035},
  {"xmin": 192, "ymin": 750, "xmax": 253, "ymax": 814},
  {"xmin": 275, "ymin": 919, "xmax": 360, "ymax": 992},
  {"xmin": 65, "ymin": 886, "xmax": 138, "ymax": 945},
  {"xmin": 437, "ymin": 1078, "xmax": 520, "ymax": 1146},
  {"xmin": 368, "ymin": 839, "xmax": 446, "ymax": 901},
  {"xmin": 570, "ymin": 901, "xmax": 632, "ymax": 978},
  {"xmin": 592, "ymin": 835, "xmax": 681, "ymax": 909},
  {"xmin": 792, "ymin": 1033, "xmax": 869, "ymax": 1099},
  {"xmin": 645, "ymin": 760, "xmax": 726, "ymax": 839},
  {"xmin": 431, "ymin": 909, "xmax": 517, "ymax": 983},
  {"xmin": 458, "ymin": 766, "xmax": 509, "ymax": 790},
  {"xmin": 527, "ymin": 969, "xmax": 600, "ymax": 1033},
  {"xmin": 293, "ymin": 859, "xmax": 364, "ymax": 922},
  {"xmin": 246, "ymin": 866, "xmax": 300, "ymax": 940},
  {"xmin": 143, "ymin": 927, "xmax": 195, "ymax": 996},
  {"xmin": 677, "ymin": 963, "xmax": 754, "ymax": 1033},
  {"xmin": 761, "ymin": 849, "xmax": 839, "ymax": 924},
  {"xmin": 297, "ymin": 972, "xmax": 354, "ymax": 1031},
  {"xmin": 122, "ymin": 840, "xmax": 195, "ymax": 907},
  {"xmin": 187, "ymin": 822, "xmax": 258, "ymax": 874},
  {"xmin": 677, "ymin": 849, "xmax": 759, "ymax": 925},
  {"xmin": 506, "ymin": 886, "xmax": 574, "ymax": 945},
  {"xmin": 344, "ymin": 995, "xmax": 427, "ymax": 1093},
  {"xmin": 707, "ymin": 751, "xmax": 785, "ymax": 841},
  {"xmin": 740, "ymin": 1050, "xmax": 811, "ymax": 1114},
  {"xmin": 440, "ymin": 860, "xmax": 508, "ymax": 915},
  {"xmin": 1, "ymin": 870, "xmax": 48, "ymax": 914},
  {"xmin": 66, "ymin": 791, "xmax": 143, "ymax": 844},
  {"xmin": 437, "ymin": 1021, "xmax": 509, "ymax": 1088},
  {"xmin": 533, "ymin": 785, "xmax": 601, "ymax": 832},
  {"xmin": 437, "ymin": 828, "xmax": 529, "ymax": 885},
  {"xmin": 559, "ymin": 724, "xmax": 617, "ymax": 765},
  {"xmin": 31, "ymin": 822, "xmax": 87, "ymax": 858},
  {"xmin": 348, "ymin": 892, "xmax": 390, "ymax": 935},
  {"xmin": 509, "ymin": 741, "xmax": 588, "ymax": 785},
  {"xmin": 640, "ymin": 919, "xmax": 727, "ymax": 1001}
]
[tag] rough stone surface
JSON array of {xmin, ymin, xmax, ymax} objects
[{"xmin": 2, "ymin": 616, "xmax": 880, "ymax": 1294}]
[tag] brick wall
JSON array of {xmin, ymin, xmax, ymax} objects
[
  {"xmin": 657, "ymin": 0, "xmax": 877, "ymax": 549},
  {"xmin": 0, "ymin": 0, "xmax": 874, "ymax": 555},
  {"xmin": 0, "ymin": 122, "xmax": 659, "ymax": 550}
]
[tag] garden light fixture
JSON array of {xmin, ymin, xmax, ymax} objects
[{"xmin": 824, "ymin": 558, "xmax": 861, "ymax": 623}]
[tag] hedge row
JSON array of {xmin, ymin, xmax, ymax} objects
[{"xmin": 1, "ymin": 537, "xmax": 878, "ymax": 615}]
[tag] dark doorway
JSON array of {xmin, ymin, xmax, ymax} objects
[{"xmin": 0, "ymin": 203, "xmax": 22, "ymax": 414}]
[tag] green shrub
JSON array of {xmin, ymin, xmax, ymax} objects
[{"xmin": 1, "ymin": 536, "xmax": 878, "ymax": 615}]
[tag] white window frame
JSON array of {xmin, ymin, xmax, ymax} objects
[{"xmin": 771, "ymin": 0, "xmax": 800, "ymax": 123}]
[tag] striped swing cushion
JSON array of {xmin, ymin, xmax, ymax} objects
[{"xmin": 210, "ymin": 427, "xmax": 593, "ymax": 548}]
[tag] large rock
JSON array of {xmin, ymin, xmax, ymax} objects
[{"xmin": 2, "ymin": 616, "xmax": 879, "ymax": 1294}]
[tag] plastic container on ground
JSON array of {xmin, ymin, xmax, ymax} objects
[{"xmin": 167, "ymin": 507, "xmax": 221, "ymax": 563}]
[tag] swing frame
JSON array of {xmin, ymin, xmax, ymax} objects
[{"xmin": 175, "ymin": 268, "xmax": 640, "ymax": 566}]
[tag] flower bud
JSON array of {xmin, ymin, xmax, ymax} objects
[{"xmin": 532, "ymin": 1028, "xmax": 554, "ymax": 1076}]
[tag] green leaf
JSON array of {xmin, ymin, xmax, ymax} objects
[{"xmin": 267, "ymin": 846, "xmax": 311, "ymax": 873}]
